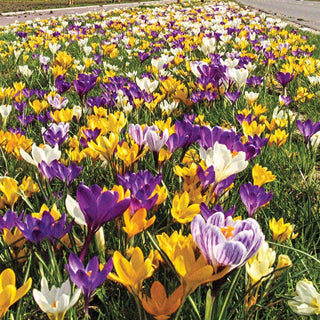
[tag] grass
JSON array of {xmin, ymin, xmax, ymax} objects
[
  {"xmin": 0, "ymin": 0, "xmax": 150, "ymax": 14},
  {"xmin": 0, "ymin": 0, "xmax": 320, "ymax": 319}
]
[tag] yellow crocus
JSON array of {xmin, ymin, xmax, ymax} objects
[
  {"xmin": 29, "ymin": 99, "xmax": 49, "ymax": 114},
  {"xmin": 123, "ymin": 208, "xmax": 156, "ymax": 240},
  {"xmin": 252, "ymin": 164, "xmax": 276, "ymax": 187},
  {"xmin": 51, "ymin": 65, "xmax": 67, "ymax": 79},
  {"xmin": 54, "ymin": 51, "xmax": 74, "ymax": 69},
  {"xmin": 140, "ymin": 281, "xmax": 183, "ymax": 320},
  {"xmin": 0, "ymin": 177, "xmax": 19, "ymax": 209},
  {"xmin": 51, "ymin": 108, "xmax": 74, "ymax": 123},
  {"xmin": 0, "ymin": 268, "xmax": 32, "ymax": 318},
  {"xmin": 242, "ymin": 120, "xmax": 265, "ymax": 137},
  {"xmin": 19, "ymin": 176, "xmax": 40, "ymax": 197},
  {"xmin": 117, "ymin": 142, "xmax": 146, "ymax": 169},
  {"xmin": 269, "ymin": 217, "xmax": 296, "ymax": 243},
  {"xmin": 266, "ymin": 129, "xmax": 288, "ymax": 148},
  {"xmin": 108, "ymin": 247, "xmax": 157, "ymax": 295},
  {"xmin": 157, "ymin": 231, "xmax": 229, "ymax": 297},
  {"xmin": 87, "ymin": 133, "xmax": 118, "ymax": 161},
  {"xmin": 2, "ymin": 228, "xmax": 27, "ymax": 263},
  {"xmin": 171, "ymin": 191, "xmax": 200, "ymax": 224}
]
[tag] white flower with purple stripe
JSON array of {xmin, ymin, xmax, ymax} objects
[{"xmin": 191, "ymin": 212, "xmax": 264, "ymax": 273}]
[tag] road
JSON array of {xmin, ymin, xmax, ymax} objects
[{"xmin": 236, "ymin": 0, "xmax": 320, "ymax": 33}]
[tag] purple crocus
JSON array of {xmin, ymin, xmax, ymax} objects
[
  {"xmin": 55, "ymin": 75, "xmax": 72, "ymax": 95},
  {"xmin": 16, "ymin": 211, "xmax": 73, "ymax": 245},
  {"xmin": 73, "ymin": 73, "xmax": 97, "ymax": 100},
  {"xmin": 296, "ymin": 119, "xmax": 320, "ymax": 145},
  {"xmin": 76, "ymin": 183, "xmax": 130, "ymax": 261},
  {"xmin": 200, "ymin": 203, "xmax": 235, "ymax": 221},
  {"xmin": 117, "ymin": 170, "xmax": 162, "ymax": 212},
  {"xmin": 0, "ymin": 210, "xmax": 23, "ymax": 232},
  {"xmin": 191, "ymin": 212, "xmax": 264, "ymax": 272},
  {"xmin": 76, "ymin": 184, "xmax": 130, "ymax": 234},
  {"xmin": 67, "ymin": 252, "xmax": 113, "ymax": 314},
  {"xmin": 38, "ymin": 160, "xmax": 82, "ymax": 187},
  {"xmin": 42, "ymin": 122, "xmax": 69, "ymax": 146},
  {"xmin": 239, "ymin": 182, "xmax": 273, "ymax": 217},
  {"xmin": 276, "ymin": 72, "xmax": 294, "ymax": 88}
]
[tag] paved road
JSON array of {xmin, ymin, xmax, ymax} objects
[{"xmin": 236, "ymin": 0, "xmax": 320, "ymax": 33}]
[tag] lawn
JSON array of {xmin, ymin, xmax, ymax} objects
[
  {"xmin": 0, "ymin": 1, "xmax": 320, "ymax": 319},
  {"xmin": 0, "ymin": 0, "xmax": 144, "ymax": 14}
]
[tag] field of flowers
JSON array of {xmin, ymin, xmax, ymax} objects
[{"xmin": 0, "ymin": 0, "xmax": 320, "ymax": 319}]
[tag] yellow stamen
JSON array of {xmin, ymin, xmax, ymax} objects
[
  {"xmin": 221, "ymin": 225, "xmax": 234, "ymax": 238},
  {"xmin": 87, "ymin": 270, "xmax": 92, "ymax": 277},
  {"xmin": 51, "ymin": 300, "xmax": 57, "ymax": 308}
]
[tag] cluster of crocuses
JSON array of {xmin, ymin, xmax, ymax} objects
[{"xmin": 0, "ymin": 0, "xmax": 319, "ymax": 318}]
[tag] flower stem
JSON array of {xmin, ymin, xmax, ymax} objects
[{"xmin": 80, "ymin": 229, "xmax": 95, "ymax": 262}]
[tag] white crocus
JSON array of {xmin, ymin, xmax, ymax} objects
[
  {"xmin": 245, "ymin": 91, "xmax": 259, "ymax": 106},
  {"xmin": 65, "ymin": 194, "xmax": 86, "ymax": 226},
  {"xmin": 33, "ymin": 277, "xmax": 81, "ymax": 320},
  {"xmin": 246, "ymin": 241, "xmax": 276, "ymax": 284},
  {"xmin": 48, "ymin": 42, "xmax": 61, "ymax": 56},
  {"xmin": 20, "ymin": 143, "xmax": 61, "ymax": 167},
  {"xmin": 0, "ymin": 104, "xmax": 12, "ymax": 126},
  {"xmin": 159, "ymin": 100, "xmax": 179, "ymax": 115},
  {"xmin": 136, "ymin": 77, "xmax": 159, "ymax": 94},
  {"xmin": 146, "ymin": 128, "xmax": 169, "ymax": 153},
  {"xmin": 288, "ymin": 279, "xmax": 320, "ymax": 315},
  {"xmin": 199, "ymin": 37, "xmax": 216, "ymax": 55},
  {"xmin": 227, "ymin": 67, "xmax": 249, "ymax": 88},
  {"xmin": 199, "ymin": 142, "xmax": 248, "ymax": 183},
  {"xmin": 19, "ymin": 65, "xmax": 33, "ymax": 78},
  {"xmin": 47, "ymin": 94, "xmax": 68, "ymax": 110}
]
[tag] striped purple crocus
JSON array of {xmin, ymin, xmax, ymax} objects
[{"xmin": 191, "ymin": 212, "xmax": 264, "ymax": 273}]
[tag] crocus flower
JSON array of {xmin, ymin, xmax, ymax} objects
[
  {"xmin": 191, "ymin": 212, "xmax": 264, "ymax": 273},
  {"xmin": 67, "ymin": 253, "xmax": 113, "ymax": 314},
  {"xmin": 239, "ymin": 182, "xmax": 273, "ymax": 216},
  {"xmin": 108, "ymin": 247, "xmax": 157, "ymax": 296},
  {"xmin": 288, "ymin": 279, "xmax": 320, "ymax": 315},
  {"xmin": 0, "ymin": 210, "xmax": 22, "ymax": 232},
  {"xmin": 33, "ymin": 277, "xmax": 81, "ymax": 320},
  {"xmin": 269, "ymin": 217, "xmax": 296, "ymax": 243},
  {"xmin": 120, "ymin": 170, "xmax": 162, "ymax": 210},
  {"xmin": 42, "ymin": 122, "xmax": 69, "ymax": 146},
  {"xmin": 55, "ymin": 75, "xmax": 71, "ymax": 94},
  {"xmin": 38, "ymin": 160, "xmax": 82, "ymax": 187},
  {"xmin": 47, "ymin": 94, "xmax": 68, "ymax": 110},
  {"xmin": 0, "ymin": 268, "xmax": 32, "ymax": 318},
  {"xmin": 252, "ymin": 164, "xmax": 276, "ymax": 187},
  {"xmin": 122, "ymin": 208, "xmax": 155, "ymax": 240},
  {"xmin": 76, "ymin": 183, "xmax": 130, "ymax": 234},
  {"xmin": 199, "ymin": 142, "xmax": 248, "ymax": 183},
  {"xmin": 296, "ymin": 119, "xmax": 320, "ymax": 145},
  {"xmin": 157, "ymin": 231, "xmax": 230, "ymax": 297},
  {"xmin": 276, "ymin": 71, "xmax": 294, "ymax": 88},
  {"xmin": 171, "ymin": 191, "xmax": 200, "ymax": 224},
  {"xmin": 245, "ymin": 241, "xmax": 276, "ymax": 284},
  {"xmin": 76, "ymin": 183, "xmax": 130, "ymax": 260},
  {"xmin": 16, "ymin": 211, "xmax": 73, "ymax": 245},
  {"xmin": 20, "ymin": 143, "xmax": 61, "ymax": 167},
  {"xmin": 140, "ymin": 281, "xmax": 183, "ymax": 320},
  {"xmin": 73, "ymin": 73, "xmax": 97, "ymax": 100}
]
